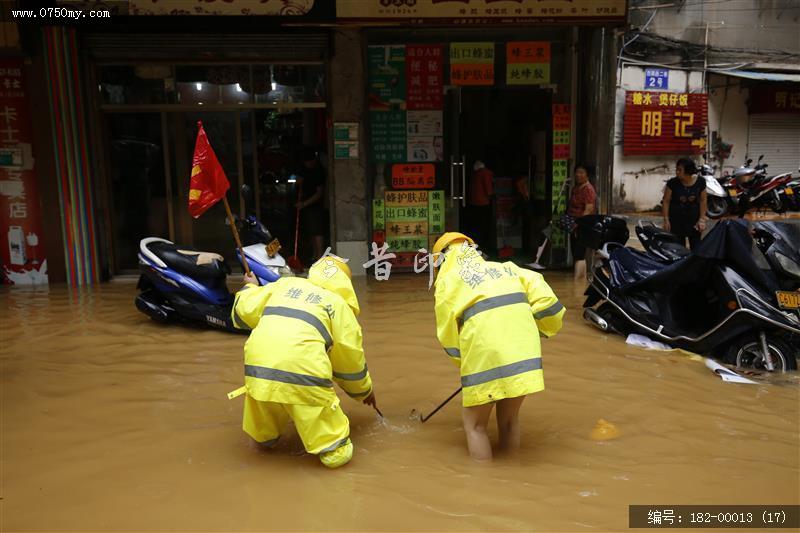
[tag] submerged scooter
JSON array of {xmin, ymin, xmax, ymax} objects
[
  {"xmin": 581, "ymin": 218, "xmax": 800, "ymax": 371},
  {"xmin": 135, "ymin": 186, "xmax": 289, "ymax": 333}
]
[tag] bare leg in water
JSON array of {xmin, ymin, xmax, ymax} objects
[
  {"xmin": 496, "ymin": 395, "xmax": 526, "ymax": 451},
  {"xmin": 462, "ymin": 402, "xmax": 495, "ymax": 461}
]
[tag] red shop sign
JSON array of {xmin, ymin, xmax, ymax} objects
[
  {"xmin": 0, "ymin": 58, "xmax": 47, "ymax": 285},
  {"xmin": 406, "ymin": 44, "xmax": 443, "ymax": 111},
  {"xmin": 623, "ymin": 91, "xmax": 708, "ymax": 156},
  {"xmin": 392, "ymin": 163, "xmax": 436, "ymax": 189}
]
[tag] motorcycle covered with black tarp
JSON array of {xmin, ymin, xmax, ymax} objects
[{"xmin": 581, "ymin": 218, "xmax": 799, "ymax": 371}]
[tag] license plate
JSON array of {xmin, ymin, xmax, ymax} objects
[
  {"xmin": 786, "ymin": 187, "xmax": 794, "ymax": 195},
  {"xmin": 776, "ymin": 291, "xmax": 800, "ymax": 309},
  {"xmin": 728, "ymin": 189, "xmax": 739, "ymax": 197}
]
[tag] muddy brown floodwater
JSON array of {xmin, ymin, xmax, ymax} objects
[{"xmin": 2, "ymin": 273, "xmax": 798, "ymax": 531}]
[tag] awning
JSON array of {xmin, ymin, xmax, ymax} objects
[{"xmin": 708, "ymin": 69, "xmax": 800, "ymax": 83}]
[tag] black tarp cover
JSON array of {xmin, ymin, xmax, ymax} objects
[{"xmin": 608, "ymin": 220, "xmax": 777, "ymax": 293}]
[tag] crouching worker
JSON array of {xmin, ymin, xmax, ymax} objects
[
  {"xmin": 227, "ymin": 255, "xmax": 376, "ymax": 469},
  {"xmin": 432, "ymin": 233, "xmax": 565, "ymax": 461}
]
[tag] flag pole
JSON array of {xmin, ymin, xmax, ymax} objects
[{"xmin": 222, "ymin": 195, "xmax": 252, "ymax": 276}]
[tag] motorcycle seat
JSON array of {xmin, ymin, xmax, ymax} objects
[
  {"xmin": 146, "ymin": 240, "xmax": 230, "ymax": 279},
  {"xmin": 659, "ymin": 241, "xmax": 691, "ymax": 261}
]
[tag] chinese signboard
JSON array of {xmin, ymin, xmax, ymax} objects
[
  {"xmin": 507, "ymin": 42, "xmax": 550, "ymax": 85},
  {"xmin": 129, "ymin": 0, "xmax": 319, "ymax": 15},
  {"xmin": 371, "ymin": 190, "xmax": 445, "ymax": 268},
  {"xmin": 385, "ymin": 190, "xmax": 431, "ymax": 252},
  {"xmin": 623, "ymin": 91, "xmax": 708, "ymax": 156},
  {"xmin": 337, "ymin": 0, "xmax": 627, "ymax": 24},
  {"xmin": 551, "ymin": 104, "xmax": 571, "ymax": 251},
  {"xmin": 392, "ymin": 164, "xmax": 436, "ymax": 189},
  {"xmin": 748, "ymin": 85, "xmax": 800, "ymax": 114},
  {"xmin": 406, "ymin": 44, "xmax": 443, "ymax": 110},
  {"xmin": 645, "ymin": 68, "xmax": 669, "ymax": 90},
  {"xmin": 450, "ymin": 42, "xmax": 495, "ymax": 86},
  {"xmin": 428, "ymin": 189, "xmax": 445, "ymax": 236},
  {"xmin": 0, "ymin": 58, "xmax": 47, "ymax": 285}
]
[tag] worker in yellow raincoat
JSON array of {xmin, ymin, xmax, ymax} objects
[
  {"xmin": 227, "ymin": 255, "xmax": 376, "ymax": 468},
  {"xmin": 432, "ymin": 232, "xmax": 565, "ymax": 461}
]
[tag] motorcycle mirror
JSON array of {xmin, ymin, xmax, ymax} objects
[
  {"xmin": 746, "ymin": 159, "xmax": 753, "ymax": 166},
  {"xmin": 758, "ymin": 154, "xmax": 764, "ymax": 162}
]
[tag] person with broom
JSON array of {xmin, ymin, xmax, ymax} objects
[
  {"xmin": 430, "ymin": 232, "xmax": 565, "ymax": 461},
  {"xmin": 227, "ymin": 254, "xmax": 378, "ymax": 468},
  {"xmin": 295, "ymin": 147, "xmax": 327, "ymax": 264}
]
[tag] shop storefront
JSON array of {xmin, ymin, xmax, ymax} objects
[
  {"xmin": 341, "ymin": 1, "xmax": 625, "ymax": 268},
  {"xmin": 746, "ymin": 84, "xmax": 800, "ymax": 175},
  {"xmin": 5, "ymin": 0, "xmax": 623, "ymax": 285},
  {"xmin": 85, "ymin": 30, "xmax": 333, "ymax": 274}
]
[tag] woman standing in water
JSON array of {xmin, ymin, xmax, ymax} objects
[
  {"xmin": 431, "ymin": 232, "xmax": 565, "ymax": 461},
  {"xmin": 662, "ymin": 157, "xmax": 708, "ymax": 249},
  {"xmin": 566, "ymin": 166, "xmax": 597, "ymax": 280}
]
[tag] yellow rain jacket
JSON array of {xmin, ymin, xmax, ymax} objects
[
  {"xmin": 434, "ymin": 243, "xmax": 565, "ymax": 407},
  {"xmin": 231, "ymin": 260, "xmax": 372, "ymax": 407}
]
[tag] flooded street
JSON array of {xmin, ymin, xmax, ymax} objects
[{"xmin": 2, "ymin": 273, "xmax": 798, "ymax": 531}]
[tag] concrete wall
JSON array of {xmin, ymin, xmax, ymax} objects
[
  {"xmin": 611, "ymin": 67, "xmax": 750, "ymax": 212},
  {"xmin": 630, "ymin": 0, "xmax": 800, "ymax": 57},
  {"xmin": 329, "ymin": 28, "xmax": 369, "ymax": 274}
]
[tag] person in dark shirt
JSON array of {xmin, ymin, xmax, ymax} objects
[
  {"xmin": 296, "ymin": 147, "xmax": 327, "ymax": 262},
  {"xmin": 662, "ymin": 157, "xmax": 708, "ymax": 249}
]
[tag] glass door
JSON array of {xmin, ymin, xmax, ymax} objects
[
  {"xmin": 106, "ymin": 112, "xmax": 168, "ymax": 271},
  {"xmin": 443, "ymin": 87, "xmax": 550, "ymax": 255}
]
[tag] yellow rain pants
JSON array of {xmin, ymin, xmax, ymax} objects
[{"xmin": 243, "ymin": 395, "xmax": 353, "ymax": 468}]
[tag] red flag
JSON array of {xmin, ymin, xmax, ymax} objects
[{"xmin": 188, "ymin": 121, "xmax": 230, "ymax": 218}]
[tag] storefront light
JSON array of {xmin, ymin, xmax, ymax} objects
[
  {"xmin": 271, "ymin": 82, "xmax": 277, "ymax": 91},
  {"xmin": 236, "ymin": 83, "xmax": 243, "ymax": 93},
  {"xmin": 195, "ymin": 82, "xmax": 202, "ymax": 91},
  {"xmin": 288, "ymin": 174, "xmax": 297, "ymax": 183}
]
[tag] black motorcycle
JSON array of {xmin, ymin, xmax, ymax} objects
[{"xmin": 581, "ymin": 218, "xmax": 799, "ymax": 371}]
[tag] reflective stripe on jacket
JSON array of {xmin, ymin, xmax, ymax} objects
[
  {"xmin": 434, "ymin": 243, "xmax": 565, "ymax": 407},
  {"xmin": 231, "ymin": 263, "xmax": 372, "ymax": 407}
]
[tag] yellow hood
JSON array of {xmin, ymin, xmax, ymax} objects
[
  {"xmin": 435, "ymin": 240, "xmax": 485, "ymax": 287},
  {"xmin": 308, "ymin": 257, "xmax": 360, "ymax": 316}
]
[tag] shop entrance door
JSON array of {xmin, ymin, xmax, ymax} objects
[{"xmin": 444, "ymin": 87, "xmax": 552, "ymax": 255}]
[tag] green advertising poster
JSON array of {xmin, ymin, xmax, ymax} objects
[
  {"xmin": 372, "ymin": 199, "xmax": 385, "ymax": 231},
  {"xmin": 368, "ymin": 45, "xmax": 407, "ymax": 163},
  {"xmin": 370, "ymin": 110, "xmax": 407, "ymax": 162},
  {"xmin": 428, "ymin": 189, "xmax": 445, "ymax": 235},
  {"xmin": 550, "ymin": 159, "xmax": 569, "ymax": 248},
  {"xmin": 368, "ymin": 45, "xmax": 406, "ymax": 110},
  {"xmin": 386, "ymin": 236, "xmax": 429, "ymax": 252}
]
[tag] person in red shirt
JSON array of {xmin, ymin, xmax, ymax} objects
[
  {"xmin": 468, "ymin": 160, "xmax": 495, "ymax": 252},
  {"xmin": 567, "ymin": 166, "xmax": 597, "ymax": 280}
]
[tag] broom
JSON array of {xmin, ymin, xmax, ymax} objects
[{"xmin": 287, "ymin": 183, "xmax": 305, "ymax": 272}]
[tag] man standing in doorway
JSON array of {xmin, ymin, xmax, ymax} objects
[
  {"xmin": 469, "ymin": 160, "xmax": 494, "ymax": 253},
  {"xmin": 296, "ymin": 147, "xmax": 327, "ymax": 262}
]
